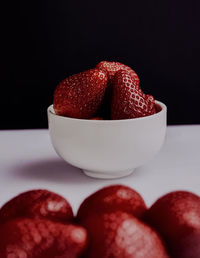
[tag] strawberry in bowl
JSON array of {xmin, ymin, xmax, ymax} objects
[{"xmin": 48, "ymin": 61, "xmax": 166, "ymax": 179}]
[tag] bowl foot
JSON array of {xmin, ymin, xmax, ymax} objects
[{"xmin": 83, "ymin": 168, "xmax": 135, "ymax": 179}]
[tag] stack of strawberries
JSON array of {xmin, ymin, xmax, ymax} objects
[
  {"xmin": 0, "ymin": 185, "xmax": 200, "ymax": 257},
  {"xmin": 54, "ymin": 61, "xmax": 158, "ymax": 120}
]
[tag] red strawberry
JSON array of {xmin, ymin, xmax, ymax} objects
[
  {"xmin": 80, "ymin": 211, "xmax": 168, "ymax": 258},
  {"xmin": 111, "ymin": 70, "xmax": 156, "ymax": 119},
  {"xmin": 96, "ymin": 62, "xmax": 140, "ymax": 119},
  {"xmin": 89, "ymin": 117, "xmax": 103, "ymax": 120},
  {"xmin": 77, "ymin": 185, "xmax": 146, "ymax": 222},
  {"xmin": 0, "ymin": 190, "xmax": 73, "ymax": 224},
  {"xmin": 96, "ymin": 61, "xmax": 140, "ymax": 86},
  {"xmin": 144, "ymin": 191, "xmax": 200, "ymax": 258},
  {"xmin": 155, "ymin": 102, "xmax": 162, "ymax": 113},
  {"xmin": 0, "ymin": 218, "xmax": 88, "ymax": 258},
  {"xmin": 53, "ymin": 68, "xmax": 108, "ymax": 119}
]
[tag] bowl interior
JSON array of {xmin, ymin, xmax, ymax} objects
[{"xmin": 48, "ymin": 100, "xmax": 166, "ymax": 124}]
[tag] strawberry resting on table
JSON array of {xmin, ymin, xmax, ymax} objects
[
  {"xmin": 1, "ymin": 186, "xmax": 200, "ymax": 257},
  {"xmin": 53, "ymin": 61, "xmax": 157, "ymax": 120}
]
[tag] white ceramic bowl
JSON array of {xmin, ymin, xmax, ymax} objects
[{"xmin": 47, "ymin": 101, "xmax": 167, "ymax": 179}]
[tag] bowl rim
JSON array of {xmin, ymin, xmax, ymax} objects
[{"xmin": 47, "ymin": 100, "xmax": 166, "ymax": 124}]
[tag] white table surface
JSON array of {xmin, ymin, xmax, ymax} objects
[{"xmin": 0, "ymin": 125, "xmax": 200, "ymax": 215}]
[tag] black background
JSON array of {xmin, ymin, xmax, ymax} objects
[{"xmin": 2, "ymin": 0, "xmax": 200, "ymax": 129}]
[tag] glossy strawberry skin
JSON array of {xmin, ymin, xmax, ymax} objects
[
  {"xmin": 80, "ymin": 211, "xmax": 169, "ymax": 258},
  {"xmin": 54, "ymin": 68, "xmax": 108, "ymax": 119},
  {"xmin": 144, "ymin": 191, "xmax": 200, "ymax": 258},
  {"xmin": 77, "ymin": 185, "xmax": 146, "ymax": 222},
  {"xmin": 0, "ymin": 190, "xmax": 73, "ymax": 224},
  {"xmin": 96, "ymin": 61, "xmax": 140, "ymax": 86},
  {"xmin": 111, "ymin": 70, "xmax": 156, "ymax": 119},
  {"xmin": 0, "ymin": 218, "xmax": 88, "ymax": 258}
]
